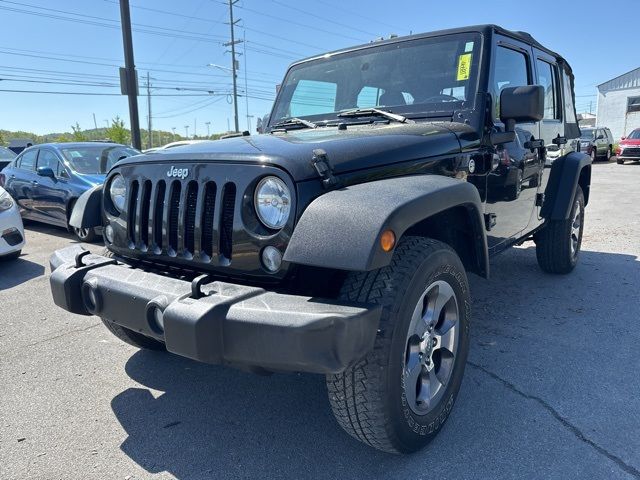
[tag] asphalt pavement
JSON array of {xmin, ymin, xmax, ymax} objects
[{"xmin": 1, "ymin": 161, "xmax": 639, "ymax": 480}]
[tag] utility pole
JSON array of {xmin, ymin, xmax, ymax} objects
[
  {"xmin": 194, "ymin": 118, "xmax": 197, "ymax": 138},
  {"xmin": 171, "ymin": 127, "xmax": 176, "ymax": 141},
  {"xmin": 224, "ymin": 0, "xmax": 241, "ymax": 133},
  {"xmin": 146, "ymin": 71, "xmax": 152, "ymax": 149},
  {"xmin": 184, "ymin": 125, "xmax": 189, "ymax": 138},
  {"xmin": 118, "ymin": 0, "xmax": 142, "ymax": 150},
  {"xmin": 92, "ymin": 113, "xmax": 98, "ymax": 139},
  {"xmin": 243, "ymin": 30, "xmax": 250, "ymax": 132},
  {"xmin": 205, "ymin": 121, "xmax": 211, "ymax": 137}
]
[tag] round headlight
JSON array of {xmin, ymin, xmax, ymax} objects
[
  {"xmin": 254, "ymin": 176, "xmax": 291, "ymax": 229},
  {"xmin": 109, "ymin": 174, "xmax": 126, "ymax": 213}
]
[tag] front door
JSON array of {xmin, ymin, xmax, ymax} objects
[
  {"xmin": 484, "ymin": 37, "xmax": 540, "ymax": 250},
  {"xmin": 32, "ymin": 149, "xmax": 69, "ymax": 225}
]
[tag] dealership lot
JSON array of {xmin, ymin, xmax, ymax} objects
[{"xmin": 1, "ymin": 162, "xmax": 639, "ymax": 480}]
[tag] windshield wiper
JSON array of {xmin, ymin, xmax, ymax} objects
[
  {"xmin": 271, "ymin": 117, "xmax": 318, "ymax": 131},
  {"xmin": 337, "ymin": 108, "xmax": 412, "ymax": 124}
]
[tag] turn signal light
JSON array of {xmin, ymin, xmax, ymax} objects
[{"xmin": 380, "ymin": 230, "xmax": 396, "ymax": 252}]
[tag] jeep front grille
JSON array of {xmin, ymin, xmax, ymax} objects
[{"xmin": 126, "ymin": 178, "xmax": 237, "ymax": 262}]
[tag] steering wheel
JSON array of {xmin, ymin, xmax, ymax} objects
[{"xmin": 422, "ymin": 94, "xmax": 459, "ymax": 103}]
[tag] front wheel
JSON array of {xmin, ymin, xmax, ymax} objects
[
  {"xmin": 617, "ymin": 157, "xmax": 624, "ymax": 165},
  {"xmin": 326, "ymin": 237, "xmax": 470, "ymax": 453},
  {"xmin": 535, "ymin": 186, "xmax": 585, "ymax": 274},
  {"xmin": 73, "ymin": 226, "xmax": 97, "ymax": 243}
]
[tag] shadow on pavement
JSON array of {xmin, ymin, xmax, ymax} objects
[
  {"xmin": 0, "ymin": 255, "xmax": 45, "ymax": 290},
  {"xmin": 110, "ymin": 247, "xmax": 640, "ymax": 479},
  {"xmin": 23, "ymin": 221, "xmax": 79, "ymax": 242}
]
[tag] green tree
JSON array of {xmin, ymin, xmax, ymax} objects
[
  {"xmin": 55, "ymin": 134, "xmax": 71, "ymax": 142},
  {"xmin": 105, "ymin": 116, "xmax": 130, "ymax": 145},
  {"xmin": 71, "ymin": 122, "xmax": 87, "ymax": 141},
  {"xmin": 0, "ymin": 130, "xmax": 5, "ymax": 146}
]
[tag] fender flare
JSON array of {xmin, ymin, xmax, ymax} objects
[
  {"xmin": 541, "ymin": 151, "xmax": 591, "ymax": 220},
  {"xmin": 69, "ymin": 185, "xmax": 103, "ymax": 229},
  {"xmin": 283, "ymin": 175, "xmax": 488, "ymax": 274}
]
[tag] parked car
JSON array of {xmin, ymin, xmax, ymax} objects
[
  {"xmin": 578, "ymin": 127, "xmax": 614, "ymax": 161},
  {"xmin": 144, "ymin": 140, "xmax": 210, "ymax": 153},
  {"xmin": 0, "ymin": 145, "xmax": 17, "ymax": 171},
  {"xmin": 616, "ymin": 128, "xmax": 640, "ymax": 164},
  {"xmin": 50, "ymin": 25, "xmax": 589, "ymax": 454},
  {"xmin": 488, "ymin": 128, "xmax": 540, "ymax": 199},
  {"xmin": 0, "ymin": 142, "xmax": 139, "ymax": 241},
  {"xmin": 0, "ymin": 186, "xmax": 25, "ymax": 260}
]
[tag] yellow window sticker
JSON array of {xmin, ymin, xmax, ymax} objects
[{"xmin": 457, "ymin": 53, "xmax": 472, "ymax": 81}]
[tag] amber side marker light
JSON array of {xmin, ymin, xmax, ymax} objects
[{"xmin": 380, "ymin": 230, "xmax": 396, "ymax": 252}]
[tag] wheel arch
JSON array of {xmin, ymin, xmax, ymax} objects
[
  {"xmin": 540, "ymin": 151, "xmax": 591, "ymax": 220},
  {"xmin": 68, "ymin": 185, "xmax": 103, "ymax": 229},
  {"xmin": 283, "ymin": 175, "xmax": 489, "ymax": 278}
]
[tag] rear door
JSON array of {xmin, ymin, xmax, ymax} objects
[{"xmin": 7, "ymin": 148, "xmax": 39, "ymax": 214}]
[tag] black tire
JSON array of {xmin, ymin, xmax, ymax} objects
[
  {"xmin": 605, "ymin": 146, "xmax": 612, "ymax": 161},
  {"xmin": 326, "ymin": 237, "xmax": 470, "ymax": 454},
  {"xmin": 528, "ymin": 172, "xmax": 540, "ymax": 188},
  {"xmin": 0, "ymin": 250, "xmax": 21, "ymax": 261},
  {"xmin": 508, "ymin": 168, "xmax": 523, "ymax": 199},
  {"xmin": 99, "ymin": 248, "xmax": 166, "ymax": 351},
  {"xmin": 73, "ymin": 226, "xmax": 97, "ymax": 243},
  {"xmin": 590, "ymin": 148, "xmax": 597, "ymax": 162},
  {"xmin": 617, "ymin": 157, "xmax": 624, "ymax": 165},
  {"xmin": 535, "ymin": 186, "xmax": 585, "ymax": 274}
]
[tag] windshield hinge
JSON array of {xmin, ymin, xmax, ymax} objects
[{"xmin": 311, "ymin": 149, "xmax": 340, "ymax": 188}]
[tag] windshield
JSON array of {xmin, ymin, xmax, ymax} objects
[
  {"xmin": 580, "ymin": 129, "xmax": 595, "ymax": 140},
  {"xmin": 270, "ymin": 33, "xmax": 482, "ymax": 126},
  {"xmin": 0, "ymin": 146, "xmax": 17, "ymax": 160},
  {"xmin": 627, "ymin": 129, "xmax": 640, "ymax": 140},
  {"xmin": 61, "ymin": 145, "xmax": 139, "ymax": 174}
]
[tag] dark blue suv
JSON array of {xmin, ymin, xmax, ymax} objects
[{"xmin": 0, "ymin": 142, "xmax": 139, "ymax": 241}]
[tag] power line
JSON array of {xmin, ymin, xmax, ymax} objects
[
  {"xmin": 0, "ymin": 89, "xmax": 222, "ymax": 96},
  {"xmin": 269, "ymin": 0, "xmax": 380, "ymax": 38}
]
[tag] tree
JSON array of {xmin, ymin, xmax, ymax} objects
[
  {"xmin": 71, "ymin": 122, "xmax": 87, "ymax": 141},
  {"xmin": 55, "ymin": 134, "xmax": 71, "ymax": 142},
  {"xmin": 106, "ymin": 116, "xmax": 130, "ymax": 145},
  {"xmin": 0, "ymin": 130, "xmax": 5, "ymax": 146}
]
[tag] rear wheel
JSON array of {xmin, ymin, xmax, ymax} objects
[
  {"xmin": 535, "ymin": 186, "xmax": 585, "ymax": 274},
  {"xmin": 326, "ymin": 237, "xmax": 470, "ymax": 453},
  {"xmin": 605, "ymin": 146, "xmax": 612, "ymax": 161}
]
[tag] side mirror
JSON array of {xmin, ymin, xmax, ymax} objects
[
  {"xmin": 499, "ymin": 85, "xmax": 544, "ymax": 132},
  {"xmin": 37, "ymin": 166, "xmax": 55, "ymax": 179},
  {"xmin": 621, "ymin": 136, "xmax": 626, "ymax": 140}
]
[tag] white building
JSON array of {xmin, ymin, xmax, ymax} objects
[{"xmin": 596, "ymin": 67, "xmax": 640, "ymax": 141}]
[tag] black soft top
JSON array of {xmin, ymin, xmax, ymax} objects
[{"xmin": 293, "ymin": 24, "xmax": 569, "ymax": 69}]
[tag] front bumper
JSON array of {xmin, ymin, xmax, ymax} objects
[
  {"xmin": 0, "ymin": 203, "xmax": 25, "ymax": 256},
  {"xmin": 49, "ymin": 245, "xmax": 380, "ymax": 374}
]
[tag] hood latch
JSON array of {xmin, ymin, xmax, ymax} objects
[{"xmin": 311, "ymin": 149, "xmax": 340, "ymax": 188}]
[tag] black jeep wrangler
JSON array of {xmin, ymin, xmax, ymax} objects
[{"xmin": 50, "ymin": 25, "xmax": 590, "ymax": 454}]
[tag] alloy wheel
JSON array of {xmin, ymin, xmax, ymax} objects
[{"xmin": 403, "ymin": 280, "xmax": 459, "ymax": 416}]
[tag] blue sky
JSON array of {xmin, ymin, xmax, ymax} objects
[{"xmin": 0, "ymin": 0, "xmax": 637, "ymax": 136}]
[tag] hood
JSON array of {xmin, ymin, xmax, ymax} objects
[
  {"xmin": 78, "ymin": 173, "xmax": 106, "ymax": 186},
  {"xmin": 117, "ymin": 122, "xmax": 469, "ymax": 181},
  {"xmin": 620, "ymin": 138, "xmax": 640, "ymax": 146}
]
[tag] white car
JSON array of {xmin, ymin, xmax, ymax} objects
[{"xmin": 0, "ymin": 186, "xmax": 25, "ymax": 260}]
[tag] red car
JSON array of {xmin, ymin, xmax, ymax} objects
[{"xmin": 616, "ymin": 128, "xmax": 640, "ymax": 164}]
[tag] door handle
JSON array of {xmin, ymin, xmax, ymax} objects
[{"xmin": 31, "ymin": 180, "xmax": 38, "ymax": 185}]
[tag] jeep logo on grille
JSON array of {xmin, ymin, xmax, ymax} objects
[{"xmin": 167, "ymin": 166, "xmax": 189, "ymax": 179}]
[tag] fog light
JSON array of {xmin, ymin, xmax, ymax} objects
[
  {"xmin": 104, "ymin": 224, "xmax": 114, "ymax": 243},
  {"xmin": 262, "ymin": 246, "xmax": 282, "ymax": 272},
  {"xmin": 152, "ymin": 307, "xmax": 165, "ymax": 332}
]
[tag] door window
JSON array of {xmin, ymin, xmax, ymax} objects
[
  {"xmin": 492, "ymin": 46, "xmax": 530, "ymax": 119},
  {"xmin": 536, "ymin": 59, "xmax": 560, "ymax": 120},
  {"xmin": 37, "ymin": 150, "xmax": 60, "ymax": 170},
  {"xmin": 18, "ymin": 149, "xmax": 37, "ymax": 170}
]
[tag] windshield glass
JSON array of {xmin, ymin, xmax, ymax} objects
[
  {"xmin": 580, "ymin": 129, "xmax": 595, "ymax": 140},
  {"xmin": 627, "ymin": 129, "xmax": 640, "ymax": 140},
  {"xmin": 270, "ymin": 33, "xmax": 482, "ymax": 126},
  {"xmin": 61, "ymin": 145, "xmax": 139, "ymax": 174},
  {"xmin": 0, "ymin": 146, "xmax": 17, "ymax": 160}
]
